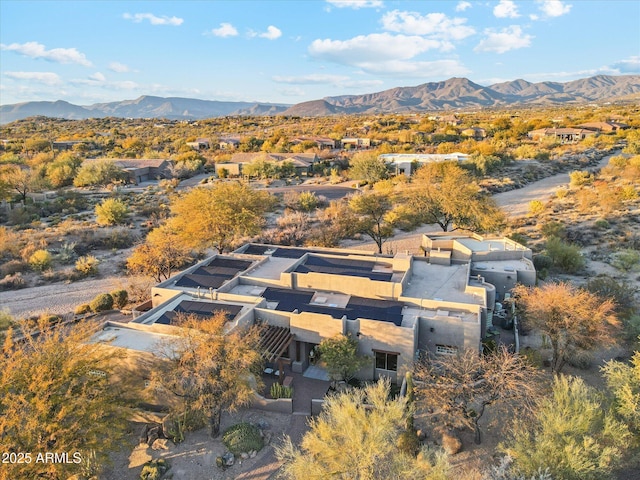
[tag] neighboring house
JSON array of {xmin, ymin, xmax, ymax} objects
[
  {"xmin": 341, "ymin": 138, "xmax": 371, "ymax": 150},
  {"xmin": 101, "ymin": 236, "xmax": 533, "ymax": 392},
  {"xmin": 460, "ymin": 127, "xmax": 486, "ymax": 140},
  {"xmin": 379, "ymin": 152, "xmax": 470, "ymax": 176},
  {"xmin": 216, "ymin": 152, "xmax": 319, "ymax": 177},
  {"xmin": 576, "ymin": 121, "xmax": 629, "ymax": 133},
  {"xmin": 527, "ymin": 128, "xmax": 597, "ymax": 143},
  {"xmin": 52, "ymin": 140, "xmax": 88, "ymax": 151},
  {"xmin": 186, "ymin": 138, "xmax": 210, "ymax": 150},
  {"xmin": 83, "ymin": 158, "xmax": 171, "ymax": 184},
  {"xmin": 291, "ymin": 136, "xmax": 337, "ymax": 150},
  {"xmin": 218, "ymin": 137, "xmax": 241, "ymax": 150}
]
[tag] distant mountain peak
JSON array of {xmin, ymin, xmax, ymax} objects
[{"xmin": 2, "ymin": 74, "xmax": 639, "ymax": 124}]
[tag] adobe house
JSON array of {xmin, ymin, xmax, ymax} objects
[{"xmin": 119, "ymin": 238, "xmax": 535, "ymax": 386}]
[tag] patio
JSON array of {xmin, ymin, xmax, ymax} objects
[{"xmin": 260, "ymin": 366, "xmax": 331, "ymax": 415}]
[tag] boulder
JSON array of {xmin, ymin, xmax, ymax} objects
[{"xmin": 222, "ymin": 452, "xmax": 235, "ymax": 467}]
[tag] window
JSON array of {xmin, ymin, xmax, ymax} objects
[
  {"xmin": 436, "ymin": 344, "xmax": 458, "ymax": 356},
  {"xmin": 375, "ymin": 351, "xmax": 398, "ymax": 372}
]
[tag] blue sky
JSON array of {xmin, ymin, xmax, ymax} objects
[{"xmin": 1, "ymin": 0, "xmax": 638, "ymax": 106}]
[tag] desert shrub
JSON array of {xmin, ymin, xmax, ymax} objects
[
  {"xmin": 0, "ymin": 226, "xmax": 23, "ymax": 258},
  {"xmin": 95, "ymin": 198, "xmax": 128, "ymax": 226},
  {"xmin": 612, "ymin": 249, "xmax": 640, "ymax": 272},
  {"xmin": 397, "ymin": 428, "xmax": 420, "ymax": 456},
  {"xmin": 0, "ymin": 310, "xmax": 15, "ymax": 331},
  {"xmin": 89, "ymin": 293, "xmax": 114, "ymax": 312},
  {"xmin": 139, "ymin": 458, "xmax": 170, "ymax": 480},
  {"xmin": 222, "ymin": 423, "xmax": 264, "ymax": 455},
  {"xmin": 545, "ymin": 237, "xmax": 584, "ymax": 273},
  {"xmin": 75, "ymin": 255, "xmax": 99, "ymax": 276},
  {"xmin": 569, "ymin": 170, "xmax": 594, "ymax": 187},
  {"xmin": 540, "ymin": 221, "xmax": 566, "ymax": 240},
  {"xmin": 0, "ymin": 272, "xmax": 25, "ymax": 290},
  {"xmin": 56, "ymin": 242, "xmax": 77, "ymax": 264},
  {"xmin": 532, "ymin": 254, "xmax": 553, "ymax": 271},
  {"xmin": 623, "ymin": 315, "xmax": 640, "ymax": 341},
  {"xmin": 507, "ymin": 232, "xmax": 528, "ymax": 247},
  {"xmin": 0, "ymin": 259, "xmax": 28, "ymax": 277},
  {"xmin": 110, "ymin": 289, "xmax": 128, "ymax": 309},
  {"xmin": 96, "ymin": 227, "xmax": 134, "ymax": 249},
  {"xmin": 555, "ymin": 188, "xmax": 568, "ymax": 199},
  {"xmin": 594, "ymin": 218, "xmax": 610, "ymax": 230},
  {"xmin": 74, "ymin": 304, "xmax": 92, "ymax": 315},
  {"xmin": 270, "ymin": 383, "xmax": 293, "ymax": 399},
  {"xmin": 28, "ymin": 249, "xmax": 52, "ymax": 271},
  {"xmin": 528, "ymin": 200, "xmax": 545, "ymax": 216},
  {"xmin": 585, "ymin": 275, "xmax": 637, "ymax": 319}
]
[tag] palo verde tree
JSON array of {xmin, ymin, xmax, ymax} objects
[
  {"xmin": 168, "ymin": 182, "xmax": 276, "ymax": 253},
  {"xmin": 407, "ymin": 161, "xmax": 505, "ymax": 232},
  {"xmin": 317, "ymin": 334, "xmax": 370, "ymax": 384},
  {"xmin": 156, "ymin": 312, "xmax": 264, "ymax": 437},
  {"xmin": 414, "ymin": 346, "xmax": 541, "ymax": 444},
  {"xmin": 514, "ymin": 282, "xmax": 619, "ymax": 374},
  {"xmin": 0, "ymin": 320, "xmax": 130, "ymax": 480},
  {"xmin": 349, "ymin": 191, "xmax": 394, "ymax": 254},
  {"xmin": 501, "ymin": 375, "xmax": 631, "ymax": 480},
  {"xmin": 276, "ymin": 378, "xmax": 450, "ymax": 480},
  {"xmin": 349, "ymin": 151, "xmax": 389, "ymax": 184},
  {"xmin": 126, "ymin": 225, "xmax": 193, "ymax": 282}
]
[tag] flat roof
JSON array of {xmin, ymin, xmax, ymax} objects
[
  {"xmin": 93, "ymin": 326, "xmax": 176, "ymax": 354},
  {"xmin": 294, "ymin": 255, "xmax": 394, "ymax": 282},
  {"xmin": 262, "ymin": 287, "xmax": 404, "ymax": 326},
  {"xmin": 156, "ymin": 299, "xmax": 243, "ymax": 325},
  {"xmin": 174, "ymin": 257, "xmax": 253, "ymax": 289},
  {"xmin": 403, "ymin": 261, "xmax": 482, "ymax": 305},
  {"xmin": 455, "ymin": 237, "xmax": 526, "ymax": 253}
]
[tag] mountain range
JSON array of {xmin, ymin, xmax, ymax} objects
[{"xmin": 1, "ymin": 74, "xmax": 639, "ymax": 124}]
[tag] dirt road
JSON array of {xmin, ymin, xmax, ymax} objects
[{"xmin": 0, "ymin": 151, "xmax": 618, "ymax": 319}]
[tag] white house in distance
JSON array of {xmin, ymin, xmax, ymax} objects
[
  {"xmin": 97, "ymin": 234, "xmax": 534, "ymax": 388},
  {"xmin": 379, "ymin": 152, "xmax": 470, "ymax": 176}
]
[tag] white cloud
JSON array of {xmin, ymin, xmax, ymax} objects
[
  {"xmin": 4, "ymin": 71, "xmax": 61, "ymax": 85},
  {"xmin": 325, "ymin": 0, "xmax": 383, "ymax": 9},
  {"xmin": 309, "ymin": 33, "xmax": 449, "ymax": 65},
  {"xmin": 89, "ymin": 72, "xmax": 106, "ymax": 82},
  {"xmin": 608, "ymin": 56, "xmax": 640, "ymax": 74},
  {"xmin": 381, "ymin": 10, "xmax": 475, "ymax": 41},
  {"xmin": 456, "ymin": 1, "xmax": 472, "ymax": 12},
  {"xmin": 474, "ymin": 26, "xmax": 533, "ymax": 54},
  {"xmin": 122, "ymin": 13, "xmax": 183, "ymax": 26},
  {"xmin": 260, "ymin": 26, "xmax": 282, "ymax": 40},
  {"xmin": 536, "ymin": 0, "xmax": 572, "ymax": 17},
  {"xmin": 108, "ymin": 61, "xmax": 130, "ymax": 73},
  {"xmin": 211, "ymin": 22, "xmax": 238, "ymax": 37},
  {"xmin": 0, "ymin": 41, "xmax": 92, "ymax": 66},
  {"xmin": 493, "ymin": 0, "xmax": 520, "ymax": 18}
]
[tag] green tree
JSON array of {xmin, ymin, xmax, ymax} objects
[
  {"xmin": 95, "ymin": 197, "xmax": 129, "ymax": 225},
  {"xmin": 127, "ymin": 225, "xmax": 192, "ymax": 282},
  {"xmin": 46, "ymin": 152, "xmax": 82, "ymax": 188},
  {"xmin": 0, "ymin": 164, "xmax": 34, "ymax": 202},
  {"xmin": 544, "ymin": 236, "xmax": 585, "ymax": 273},
  {"xmin": 156, "ymin": 312, "xmax": 263, "ymax": 437},
  {"xmin": 414, "ymin": 346, "xmax": 541, "ymax": 444},
  {"xmin": 407, "ymin": 162, "xmax": 505, "ymax": 232},
  {"xmin": 349, "ymin": 191, "xmax": 394, "ymax": 254},
  {"xmin": 514, "ymin": 282, "xmax": 618, "ymax": 373},
  {"xmin": 602, "ymin": 351, "xmax": 640, "ymax": 435},
  {"xmin": 73, "ymin": 159, "xmax": 127, "ymax": 187},
  {"xmin": 0, "ymin": 321, "xmax": 129, "ymax": 479},
  {"xmin": 349, "ymin": 152, "xmax": 389, "ymax": 183},
  {"xmin": 169, "ymin": 183, "xmax": 275, "ymax": 253},
  {"xmin": 501, "ymin": 375, "xmax": 631, "ymax": 480},
  {"xmin": 318, "ymin": 334, "xmax": 370, "ymax": 383},
  {"xmin": 276, "ymin": 378, "xmax": 450, "ymax": 480}
]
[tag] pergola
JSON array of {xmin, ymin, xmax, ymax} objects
[{"xmin": 258, "ymin": 324, "xmax": 294, "ymax": 384}]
